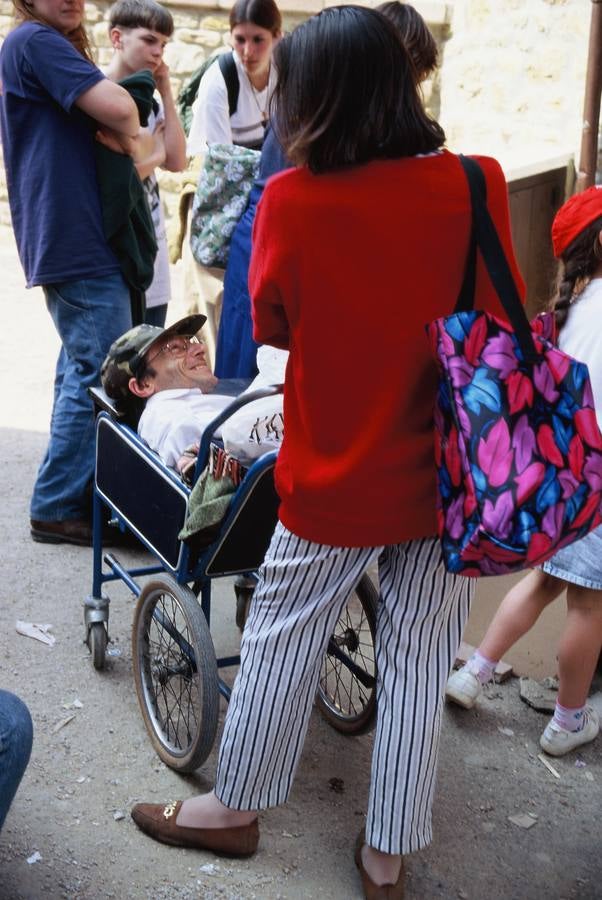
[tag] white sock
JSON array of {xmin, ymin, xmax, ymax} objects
[
  {"xmin": 553, "ymin": 702, "xmax": 586, "ymax": 732},
  {"xmin": 467, "ymin": 650, "xmax": 497, "ymax": 685}
]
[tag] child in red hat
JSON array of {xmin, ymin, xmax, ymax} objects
[{"xmin": 446, "ymin": 186, "xmax": 602, "ymax": 757}]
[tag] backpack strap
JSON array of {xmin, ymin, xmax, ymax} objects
[{"xmin": 218, "ymin": 53, "xmax": 240, "ymax": 118}]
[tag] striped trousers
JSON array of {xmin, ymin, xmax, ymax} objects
[{"xmin": 214, "ymin": 523, "xmax": 474, "ymax": 854}]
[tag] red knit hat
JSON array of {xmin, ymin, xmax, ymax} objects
[{"xmin": 551, "ymin": 185, "xmax": 602, "ymax": 258}]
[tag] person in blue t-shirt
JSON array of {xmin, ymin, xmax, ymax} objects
[{"xmin": 0, "ymin": 0, "xmax": 143, "ymax": 546}]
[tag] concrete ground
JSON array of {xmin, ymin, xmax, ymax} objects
[{"xmin": 0, "ymin": 226, "xmax": 600, "ymax": 900}]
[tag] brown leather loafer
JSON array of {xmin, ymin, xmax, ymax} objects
[
  {"xmin": 131, "ymin": 801, "xmax": 259, "ymax": 857},
  {"xmin": 31, "ymin": 518, "xmax": 93, "ymax": 546},
  {"xmin": 355, "ymin": 829, "xmax": 405, "ymax": 899},
  {"xmin": 30, "ymin": 518, "xmax": 138, "ymax": 549}
]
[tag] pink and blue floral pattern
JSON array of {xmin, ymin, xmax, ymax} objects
[{"xmin": 427, "ymin": 310, "xmax": 602, "ymax": 577}]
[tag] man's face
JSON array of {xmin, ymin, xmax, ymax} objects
[{"xmin": 139, "ymin": 334, "xmax": 218, "ymax": 394}]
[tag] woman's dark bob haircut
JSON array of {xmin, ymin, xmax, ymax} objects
[
  {"xmin": 273, "ymin": 5, "xmax": 445, "ymax": 174},
  {"xmin": 229, "ymin": 0, "xmax": 282, "ymax": 35}
]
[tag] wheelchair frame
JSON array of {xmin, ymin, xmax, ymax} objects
[{"xmin": 85, "ymin": 383, "xmax": 378, "ymax": 771}]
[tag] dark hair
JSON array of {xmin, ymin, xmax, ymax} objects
[
  {"xmin": 109, "ymin": 0, "xmax": 174, "ymax": 37},
  {"xmin": 13, "ymin": 0, "xmax": 94, "ymax": 61},
  {"xmin": 376, "ymin": 2, "xmax": 438, "ymax": 80},
  {"xmin": 552, "ymin": 215, "xmax": 602, "ymax": 331},
  {"xmin": 273, "ymin": 6, "xmax": 445, "ymax": 174},
  {"xmin": 229, "ymin": 0, "xmax": 282, "ymax": 35}
]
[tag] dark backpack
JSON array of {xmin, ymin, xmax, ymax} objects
[{"xmin": 177, "ymin": 52, "xmax": 240, "ymax": 137}]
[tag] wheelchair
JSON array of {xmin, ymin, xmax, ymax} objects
[{"xmin": 85, "ymin": 383, "xmax": 378, "ymax": 772}]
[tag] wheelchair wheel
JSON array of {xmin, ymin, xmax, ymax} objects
[
  {"xmin": 88, "ymin": 622, "xmax": 107, "ymax": 671},
  {"xmin": 132, "ymin": 576, "xmax": 220, "ymax": 772},
  {"xmin": 316, "ymin": 573, "xmax": 378, "ymax": 735}
]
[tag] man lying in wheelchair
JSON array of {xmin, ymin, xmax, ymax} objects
[
  {"xmin": 86, "ymin": 314, "xmax": 377, "ymax": 767},
  {"xmin": 100, "ymin": 314, "xmax": 286, "ymax": 482}
]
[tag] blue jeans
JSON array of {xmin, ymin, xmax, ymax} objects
[
  {"xmin": 30, "ymin": 274, "xmax": 131, "ymax": 521},
  {"xmin": 0, "ymin": 691, "xmax": 33, "ymax": 831}
]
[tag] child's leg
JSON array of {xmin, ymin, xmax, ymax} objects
[
  {"xmin": 557, "ymin": 584, "xmax": 602, "ymax": 709},
  {"xmin": 447, "ymin": 570, "xmax": 564, "ymax": 709},
  {"xmin": 539, "ymin": 584, "xmax": 602, "ymax": 756},
  {"xmin": 479, "ymin": 569, "xmax": 564, "ymax": 663}
]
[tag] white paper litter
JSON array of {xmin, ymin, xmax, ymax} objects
[
  {"xmin": 508, "ymin": 812, "xmax": 538, "ymax": 829},
  {"xmin": 27, "ymin": 851, "xmax": 42, "ymax": 865},
  {"xmin": 199, "ymin": 863, "xmax": 219, "ymax": 875},
  {"xmin": 16, "ymin": 621, "xmax": 55, "ymax": 646}
]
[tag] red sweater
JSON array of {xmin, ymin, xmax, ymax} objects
[{"xmin": 250, "ymin": 150, "xmax": 524, "ymax": 547}]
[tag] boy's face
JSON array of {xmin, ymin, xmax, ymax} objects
[{"xmin": 111, "ymin": 26, "xmax": 169, "ymax": 74}]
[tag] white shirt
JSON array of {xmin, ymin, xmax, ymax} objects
[
  {"xmin": 143, "ymin": 103, "xmax": 170, "ymax": 310},
  {"xmin": 138, "ymin": 389, "xmax": 231, "ymax": 468},
  {"xmin": 187, "ymin": 50, "xmax": 277, "ymax": 155},
  {"xmin": 137, "ymin": 347, "xmax": 288, "ymax": 469},
  {"xmin": 559, "ymin": 278, "xmax": 602, "ymax": 430}
]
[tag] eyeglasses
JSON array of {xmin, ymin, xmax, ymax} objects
[{"xmin": 145, "ymin": 335, "xmax": 202, "ymax": 369}]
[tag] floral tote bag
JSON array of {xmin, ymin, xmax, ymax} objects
[
  {"xmin": 426, "ymin": 156, "xmax": 602, "ymax": 576},
  {"xmin": 190, "ymin": 143, "xmax": 260, "ymax": 269}
]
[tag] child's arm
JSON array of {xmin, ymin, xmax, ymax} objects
[{"xmin": 154, "ymin": 61, "xmax": 186, "ymax": 172}]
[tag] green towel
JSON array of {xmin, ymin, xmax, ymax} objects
[{"xmin": 179, "ymin": 469, "xmax": 237, "ymax": 542}]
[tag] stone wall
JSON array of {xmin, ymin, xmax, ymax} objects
[
  {"xmin": 438, "ymin": 0, "xmax": 590, "ymax": 174},
  {"xmin": 0, "ymin": 0, "xmax": 593, "ymax": 227}
]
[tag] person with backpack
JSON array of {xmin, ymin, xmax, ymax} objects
[
  {"xmin": 215, "ymin": 0, "xmax": 439, "ymax": 380},
  {"xmin": 446, "ymin": 187, "xmax": 602, "ymax": 758},
  {"xmin": 181, "ymin": 0, "xmax": 282, "ymax": 368},
  {"xmin": 187, "ymin": 0, "xmax": 281, "ymax": 154}
]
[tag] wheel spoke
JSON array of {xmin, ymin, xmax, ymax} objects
[{"xmin": 317, "ymin": 578, "xmax": 378, "ymax": 733}]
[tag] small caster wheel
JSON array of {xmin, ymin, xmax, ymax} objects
[{"xmin": 88, "ymin": 622, "xmax": 108, "ymax": 670}]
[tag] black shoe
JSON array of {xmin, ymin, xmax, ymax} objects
[{"xmin": 31, "ymin": 518, "xmax": 93, "ymax": 546}]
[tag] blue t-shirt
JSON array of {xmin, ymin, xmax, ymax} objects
[{"xmin": 0, "ymin": 23, "xmax": 121, "ymax": 286}]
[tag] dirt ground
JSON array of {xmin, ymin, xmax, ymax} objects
[{"xmin": 0, "ymin": 226, "xmax": 600, "ymax": 900}]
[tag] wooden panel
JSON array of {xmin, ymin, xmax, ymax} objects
[{"xmin": 507, "ymin": 166, "xmax": 568, "ymax": 317}]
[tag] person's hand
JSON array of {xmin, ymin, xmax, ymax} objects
[
  {"xmin": 154, "ymin": 61, "xmax": 172, "ymax": 98},
  {"xmin": 95, "ymin": 126, "xmax": 136, "ymax": 156}
]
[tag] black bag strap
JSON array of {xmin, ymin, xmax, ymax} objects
[
  {"xmin": 218, "ymin": 52, "xmax": 240, "ymax": 118},
  {"xmin": 455, "ymin": 155, "xmax": 538, "ymax": 364}
]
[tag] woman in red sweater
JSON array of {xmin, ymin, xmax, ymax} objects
[{"xmin": 131, "ymin": 7, "xmax": 523, "ymax": 897}]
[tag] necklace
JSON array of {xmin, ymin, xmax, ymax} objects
[{"xmin": 246, "ymin": 67, "xmax": 270, "ymax": 126}]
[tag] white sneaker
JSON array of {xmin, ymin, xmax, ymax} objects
[
  {"xmin": 445, "ymin": 665, "xmax": 483, "ymax": 709},
  {"xmin": 539, "ymin": 706, "xmax": 599, "ymax": 757}
]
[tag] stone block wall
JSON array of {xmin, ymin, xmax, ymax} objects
[
  {"xmin": 0, "ymin": 0, "xmax": 449, "ymax": 227},
  {"xmin": 438, "ymin": 0, "xmax": 590, "ymax": 173},
  {"xmin": 0, "ymin": 0, "xmax": 593, "ymax": 228}
]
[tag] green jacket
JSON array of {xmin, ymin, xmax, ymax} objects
[{"xmin": 94, "ymin": 70, "xmax": 158, "ymax": 306}]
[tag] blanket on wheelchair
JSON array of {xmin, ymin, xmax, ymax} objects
[
  {"xmin": 178, "ymin": 467, "xmax": 236, "ymax": 543},
  {"xmin": 178, "ymin": 446, "xmax": 247, "ymax": 543}
]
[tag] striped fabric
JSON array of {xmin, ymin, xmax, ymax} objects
[{"xmin": 214, "ymin": 523, "xmax": 474, "ymax": 854}]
